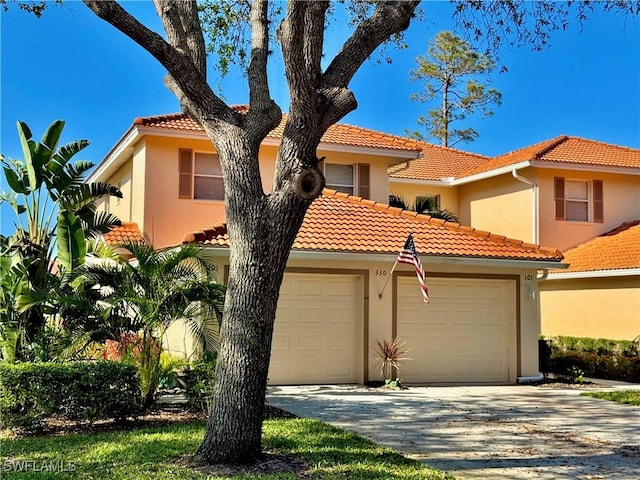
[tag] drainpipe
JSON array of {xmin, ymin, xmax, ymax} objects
[{"xmin": 512, "ymin": 169, "xmax": 538, "ymax": 244}]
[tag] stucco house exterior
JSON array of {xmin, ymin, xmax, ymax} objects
[
  {"xmin": 389, "ymin": 136, "xmax": 640, "ymax": 341},
  {"xmin": 91, "ymin": 111, "xmax": 565, "ymax": 385}
]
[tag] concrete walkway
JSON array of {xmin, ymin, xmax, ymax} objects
[{"xmin": 267, "ymin": 382, "xmax": 640, "ymax": 479}]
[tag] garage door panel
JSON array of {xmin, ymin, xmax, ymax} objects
[
  {"xmin": 398, "ymin": 276, "xmax": 515, "ymax": 384},
  {"xmin": 271, "ymin": 335, "xmax": 290, "ymax": 352},
  {"xmin": 269, "ymin": 273, "xmax": 361, "ymax": 385}
]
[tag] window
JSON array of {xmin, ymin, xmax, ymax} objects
[
  {"xmin": 179, "ymin": 149, "xmax": 224, "ymax": 201},
  {"xmin": 323, "ymin": 163, "xmax": 370, "ymax": 199},
  {"xmin": 415, "ymin": 195, "xmax": 440, "ymax": 213},
  {"xmin": 325, "ymin": 164, "xmax": 354, "ymax": 195},
  {"xmin": 554, "ymin": 177, "xmax": 603, "ymax": 223}
]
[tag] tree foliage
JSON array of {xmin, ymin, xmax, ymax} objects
[
  {"xmin": 408, "ymin": 31, "xmax": 502, "ymax": 147},
  {"xmin": 0, "ymin": 120, "xmax": 121, "ymax": 359}
]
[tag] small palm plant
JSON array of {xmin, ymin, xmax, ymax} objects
[{"xmin": 373, "ymin": 338, "xmax": 411, "ymax": 387}]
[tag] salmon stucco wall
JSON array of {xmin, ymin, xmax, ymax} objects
[
  {"xmin": 540, "ymin": 276, "xmax": 640, "ymax": 340},
  {"xmin": 105, "ymin": 158, "xmax": 133, "ymax": 223},
  {"xmin": 537, "ymin": 169, "xmax": 640, "ymax": 251},
  {"xmin": 458, "ymin": 172, "xmax": 535, "ymax": 244},
  {"xmin": 108, "ymin": 135, "xmax": 398, "ymax": 248}
]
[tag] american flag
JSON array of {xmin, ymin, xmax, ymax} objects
[{"xmin": 397, "ymin": 233, "xmax": 429, "ymax": 303}]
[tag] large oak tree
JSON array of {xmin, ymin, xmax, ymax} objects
[
  {"xmin": 10, "ymin": 0, "xmax": 636, "ymax": 466},
  {"xmin": 82, "ymin": 0, "xmax": 420, "ymax": 464}
]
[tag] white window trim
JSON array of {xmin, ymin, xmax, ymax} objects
[
  {"xmin": 324, "ymin": 163, "xmax": 355, "ymax": 195},
  {"xmin": 192, "ymin": 151, "xmax": 224, "ymax": 201},
  {"xmin": 564, "ymin": 179, "xmax": 591, "ymax": 223}
]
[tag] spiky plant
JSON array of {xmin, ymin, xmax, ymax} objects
[{"xmin": 373, "ymin": 338, "xmax": 411, "ymax": 381}]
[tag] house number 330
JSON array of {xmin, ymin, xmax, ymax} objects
[{"xmin": 375, "ymin": 270, "xmax": 387, "ymax": 276}]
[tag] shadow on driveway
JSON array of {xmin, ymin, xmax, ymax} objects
[{"xmin": 267, "ymin": 385, "xmax": 640, "ymax": 480}]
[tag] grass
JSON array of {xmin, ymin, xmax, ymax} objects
[
  {"xmin": 580, "ymin": 390, "xmax": 640, "ymax": 406},
  {"xmin": 1, "ymin": 418, "xmax": 455, "ymax": 479}
]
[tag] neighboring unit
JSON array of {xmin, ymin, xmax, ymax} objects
[
  {"xmin": 389, "ymin": 135, "xmax": 640, "ymax": 340},
  {"xmin": 540, "ymin": 221, "xmax": 640, "ymax": 341}
]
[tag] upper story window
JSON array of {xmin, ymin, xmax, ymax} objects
[
  {"xmin": 322, "ymin": 162, "xmax": 370, "ymax": 199},
  {"xmin": 554, "ymin": 177, "xmax": 603, "ymax": 223},
  {"xmin": 179, "ymin": 149, "xmax": 224, "ymax": 201},
  {"xmin": 415, "ymin": 194, "xmax": 440, "ymax": 213},
  {"xmin": 325, "ymin": 164, "xmax": 354, "ymax": 194}
]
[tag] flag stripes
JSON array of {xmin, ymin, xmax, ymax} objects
[{"xmin": 396, "ymin": 233, "xmax": 429, "ymax": 303}]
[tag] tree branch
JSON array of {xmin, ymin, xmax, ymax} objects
[
  {"xmin": 323, "ymin": 1, "xmax": 419, "ymax": 88},
  {"xmin": 83, "ymin": 1, "xmax": 236, "ymax": 128},
  {"xmin": 153, "ymin": 0, "xmax": 206, "ymax": 78},
  {"xmin": 319, "ymin": 1, "xmax": 419, "ymax": 126},
  {"xmin": 246, "ymin": 0, "xmax": 282, "ymax": 141}
]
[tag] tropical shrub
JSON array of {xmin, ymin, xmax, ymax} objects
[
  {"xmin": 540, "ymin": 336, "xmax": 640, "ymax": 382},
  {"xmin": 21, "ymin": 241, "xmax": 225, "ymax": 408},
  {"xmin": 0, "ymin": 361, "xmax": 141, "ymax": 429}
]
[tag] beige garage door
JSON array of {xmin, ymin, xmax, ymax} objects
[
  {"xmin": 268, "ymin": 273, "xmax": 362, "ymax": 385},
  {"xmin": 397, "ymin": 276, "xmax": 516, "ymax": 383}
]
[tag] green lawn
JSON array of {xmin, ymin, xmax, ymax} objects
[
  {"xmin": 1, "ymin": 418, "xmax": 455, "ymax": 479},
  {"xmin": 581, "ymin": 390, "xmax": 640, "ymax": 406}
]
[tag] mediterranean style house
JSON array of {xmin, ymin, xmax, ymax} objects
[
  {"xmin": 389, "ymin": 136, "xmax": 640, "ymax": 341},
  {"xmin": 90, "ymin": 110, "xmax": 566, "ymax": 385}
]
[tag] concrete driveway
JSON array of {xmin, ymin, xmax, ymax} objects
[{"xmin": 267, "ymin": 383, "xmax": 640, "ymax": 479}]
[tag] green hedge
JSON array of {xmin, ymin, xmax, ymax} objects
[
  {"xmin": 0, "ymin": 361, "xmax": 142, "ymax": 429},
  {"xmin": 540, "ymin": 336, "xmax": 640, "ymax": 383}
]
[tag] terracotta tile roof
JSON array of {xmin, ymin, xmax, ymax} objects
[
  {"xmin": 103, "ymin": 222, "xmax": 146, "ymax": 245},
  {"xmin": 181, "ymin": 190, "xmax": 563, "ymax": 262},
  {"xmin": 388, "ymin": 142, "xmax": 490, "ymax": 181},
  {"xmin": 551, "ymin": 221, "xmax": 640, "ymax": 274},
  {"xmin": 134, "ymin": 108, "xmax": 423, "ymax": 153},
  {"xmin": 460, "ymin": 135, "xmax": 640, "ymax": 178}
]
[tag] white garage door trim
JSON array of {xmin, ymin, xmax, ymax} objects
[
  {"xmin": 268, "ymin": 268, "xmax": 369, "ymax": 385},
  {"xmin": 393, "ymin": 272, "xmax": 519, "ymax": 384}
]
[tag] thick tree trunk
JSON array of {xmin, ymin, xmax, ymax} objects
[
  {"xmin": 197, "ymin": 247, "xmax": 286, "ymax": 463},
  {"xmin": 196, "ymin": 128, "xmax": 313, "ymax": 464}
]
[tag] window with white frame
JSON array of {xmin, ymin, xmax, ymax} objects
[
  {"xmin": 325, "ymin": 163, "xmax": 354, "ymax": 195},
  {"xmin": 179, "ymin": 149, "xmax": 224, "ymax": 201},
  {"xmin": 554, "ymin": 177, "xmax": 603, "ymax": 223},
  {"xmin": 565, "ymin": 180, "xmax": 589, "ymax": 222},
  {"xmin": 322, "ymin": 163, "xmax": 370, "ymax": 198}
]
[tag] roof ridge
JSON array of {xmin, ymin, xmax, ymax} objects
[
  {"xmin": 323, "ymin": 189, "xmax": 563, "ymax": 258},
  {"xmin": 563, "ymin": 135, "xmax": 640, "ymax": 154},
  {"xmin": 534, "ymin": 135, "xmax": 569, "ymax": 159}
]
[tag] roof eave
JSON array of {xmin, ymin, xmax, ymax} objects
[
  {"xmin": 543, "ymin": 268, "xmax": 640, "ymax": 280},
  {"xmin": 451, "ymin": 161, "xmax": 533, "ymax": 185},
  {"xmin": 86, "ymin": 125, "xmax": 142, "ymax": 184},
  {"xmin": 532, "ymin": 160, "xmax": 640, "ymax": 175},
  {"xmin": 388, "ymin": 177, "xmax": 454, "ymax": 186},
  {"xmin": 134, "ymin": 126, "xmax": 422, "ymax": 160},
  {"xmin": 194, "ymin": 245, "xmax": 563, "ymax": 268}
]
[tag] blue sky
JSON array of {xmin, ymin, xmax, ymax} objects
[{"xmin": 1, "ymin": 1, "xmax": 639, "ymax": 235}]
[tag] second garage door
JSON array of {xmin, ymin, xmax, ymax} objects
[
  {"xmin": 397, "ymin": 276, "xmax": 516, "ymax": 383},
  {"xmin": 268, "ymin": 272, "xmax": 362, "ymax": 385}
]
